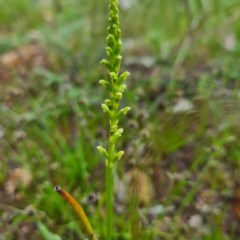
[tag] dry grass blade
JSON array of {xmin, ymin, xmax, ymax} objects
[{"xmin": 54, "ymin": 186, "xmax": 97, "ymax": 240}]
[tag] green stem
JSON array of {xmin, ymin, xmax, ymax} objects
[
  {"xmin": 98, "ymin": 0, "xmax": 130, "ymax": 239},
  {"xmin": 106, "ymin": 119, "xmax": 116, "ymax": 240},
  {"xmin": 106, "ymin": 159, "xmax": 113, "ymax": 240}
]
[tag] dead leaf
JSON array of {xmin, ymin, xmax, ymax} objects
[
  {"xmin": 124, "ymin": 168, "xmax": 154, "ymax": 206},
  {"xmin": 188, "ymin": 214, "xmax": 202, "ymax": 228},
  {"xmin": 173, "ymin": 98, "xmax": 193, "ymax": 113},
  {"xmin": 0, "ymin": 43, "xmax": 47, "ymax": 82},
  {"xmin": 4, "ymin": 167, "xmax": 32, "ymax": 197},
  {"xmin": 1, "ymin": 44, "xmax": 43, "ymax": 67}
]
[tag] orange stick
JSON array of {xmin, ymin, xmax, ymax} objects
[{"xmin": 55, "ymin": 186, "xmax": 97, "ymax": 240}]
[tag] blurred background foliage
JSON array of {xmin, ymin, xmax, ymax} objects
[{"xmin": 1, "ymin": 0, "xmax": 240, "ymax": 239}]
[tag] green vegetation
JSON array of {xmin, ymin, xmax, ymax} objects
[{"xmin": 1, "ymin": 0, "xmax": 240, "ymax": 239}]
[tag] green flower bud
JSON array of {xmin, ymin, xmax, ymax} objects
[
  {"xmin": 117, "ymin": 107, "xmax": 131, "ymax": 117},
  {"xmin": 115, "ymin": 39, "xmax": 122, "ymax": 50},
  {"xmin": 110, "ymin": 124, "xmax": 118, "ymax": 134},
  {"xmin": 97, "ymin": 146, "xmax": 109, "ymax": 159},
  {"xmin": 100, "ymin": 59, "xmax": 110, "ymax": 67},
  {"xmin": 115, "ymin": 92, "xmax": 122, "ymax": 100},
  {"xmin": 112, "ymin": 24, "xmax": 117, "ymax": 32},
  {"xmin": 114, "ymin": 151, "xmax": 124, "ymax": 162},
  {"xmin": 115, "ymin": 55, "xmax": 122, "ymax": 60},
  {"xmin": 101, "ymin": 104, "xmax": 110, "ymax": 114},
  {"xmin": 104, "ymin": 99, "xmax": 112, "ymax": 106},
  {"xmin": 114, "ymin": 128, "xmax": 123, "ymax": 138},
  {"xmin": 110, "ymin": 128, "xmax": 123, "ymax": 143},
  {"xmin": 118, "ymin": 71, "xmax": 130, "ymax": 83},
  {"xmin": 106, "ymin": 47, "xmax": 113, "ymax": 56},
  {"xmin": 99, "ymin": 80, "xmax": 110, "ymax": 88},
  {"xmin": 109, "ymin": 72, "xmax": 118, "ymax": 81},
  {"xmin": 119, "ymin": 84, "xmax": 127, "ymax": 92},
  {"xmin": 106, "ymin": 34, "xmax": 115, "ymax": 47},
  {"xmin": 106, "ymin": 46, "xmax": 112, "ymax": 53}
]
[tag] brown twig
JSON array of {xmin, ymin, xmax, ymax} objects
[{"xmin": 54, "ymin": 186, "xmax": 97, "ymax": 240}]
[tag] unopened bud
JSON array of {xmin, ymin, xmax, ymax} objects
[
  {"xmin": 118, "ymin": 71, "xmax": 130, "ymax": 83},
  {"xmin": 101, "ymin": 104, "xmax": 110, "ymax": 114},
  {"xmin": 119, "ymin": 84, "xmax": 127, "ymax": 92},
  {"xmin": 114, "ymin": 151, "xmax": 124, "ymax": 161},
  {"xmin": 115, "ymin": 92, "xmax": 123, "ymax": 100},
  {"xmin": 97, "ymin": 146, "xmax": 109, "ymax": 159},
  {"xmin": 110, "ymin": 72, "xmax": 118, "ymax": 81}
]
